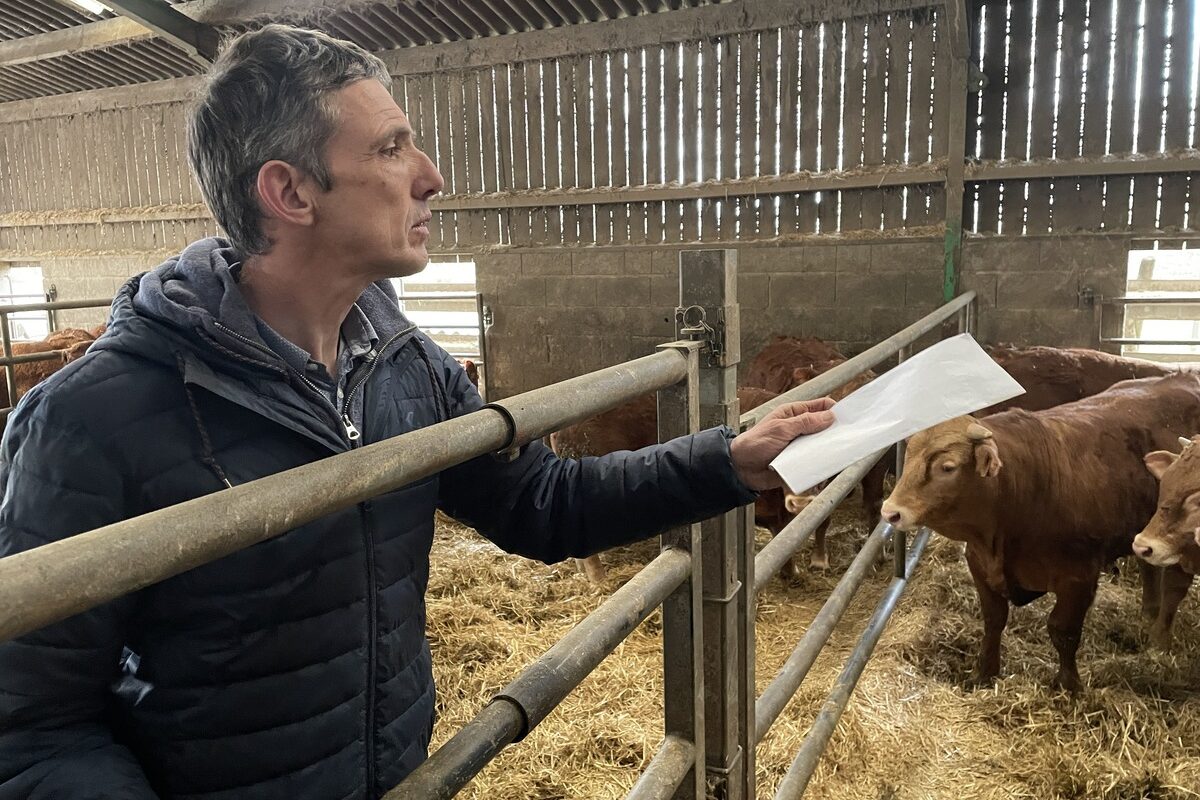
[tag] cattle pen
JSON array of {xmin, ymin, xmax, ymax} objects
[{"xmin": 1, "ymin": 250, "xmax": 975, "ymax": 798}]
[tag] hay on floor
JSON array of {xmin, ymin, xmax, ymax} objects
[{"xmin": 427, "ymin": 507, "xmax": 1200, "ymax": 800}]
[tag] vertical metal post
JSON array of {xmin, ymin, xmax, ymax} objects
[
  {"xmin": 657, "ymin": 339, "xmax": 704, "ymax": 800},
  {"xmin": 894, "ymin": 344, "xmax": 910, "ymax": 579},
  {"xmin": 475, "ymin": 292, "xmax": 490, "ymax": 402},
  {"xmin": 1, "ymin": 310, "xmax": 15, "ymax": 409},
  {"xmin": 678, "ymin": 249, "xmax": 750, "ymax": 800},
  {"xmin": 942, "ymin": 0, "xmax": 970, "ymax": 303}
]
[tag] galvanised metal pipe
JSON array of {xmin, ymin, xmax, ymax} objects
[
  {"xmin": 494, "ymin": 548, "xmax": 690, "ymax": 735},
  {"xmin": 0, "ymin": 350, "xmax": 688, "ymax": 644},
  {"xmin": 741, "ymin": 291, "xmax": 976, "ymax": 427},
  {"xmin": 388, "ymin": 549, "xmax": 691, "ymax": 800},
  {"xmin": 752, "ymin": 449, "xmax": 887, "ymax": 594},
  {"xmin": 624, "ymin": 735, "xmax": 696, "ymax": 800},
  {"xmin": 381, "ymin": 699, "xmax": 525, "ymax": 800},
  {"xmin": 772, "ymin": 528, "xmax": 932, "ymax": 800},
  {"xmin": 0, "ymin": 297, "xmax": 111, "ymax": 314},
  {"xmin": 490, "ymin": 349, "xmax": 687, "ymax": 450},
  {"xmin": 0, "ymin": 349, "xmax": 75, "ymax": 367},
  {"xmin": 755, "ymin": 521, "xmax": 893, "ymax": 743}
]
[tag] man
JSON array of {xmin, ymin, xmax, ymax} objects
[{"xmin": 0, "ymin": 25, "xmax": 834, "ymax": 800}]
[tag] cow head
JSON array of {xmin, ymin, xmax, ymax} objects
[
  {"xmin": 879, "ymin": 416, "xmax": 1002, "ymax": 532},
  {"xmin": 1132, "ymin": 436, "xmax": 1200, "ymax": 568}
]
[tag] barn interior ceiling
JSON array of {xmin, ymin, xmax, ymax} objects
[{"xmin": 0, "ymin": 0, "xmax": 725, "ymax": 103}]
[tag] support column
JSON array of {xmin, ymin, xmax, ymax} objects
[{"xmin": 678, "ymin": 249, "xmax": 750, "ymax": 800}]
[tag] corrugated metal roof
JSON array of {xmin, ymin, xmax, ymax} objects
[{"xmin": 0, "ymin": 0, "xmax": 724, "ymax": 103}]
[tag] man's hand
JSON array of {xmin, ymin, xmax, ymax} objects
[{"xmin": 730, "ymin": 398, "xmax": 836, "ymax": 491}]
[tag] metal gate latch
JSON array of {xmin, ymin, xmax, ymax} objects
[{"xmin": 675, "ymin": 304, "xmax": 723, "ymax": 362}]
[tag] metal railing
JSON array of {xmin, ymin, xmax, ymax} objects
[
  {"xmin": 0, "ymin": 297, "xmax": 112, "ymax": 415},
  {"xmin": 1096, "ymin": 294, "xmax": 1200, "ymax": 351},
  {"xmin": 0, "ymin": 250, "xmax": 976, "ymax": 800}
]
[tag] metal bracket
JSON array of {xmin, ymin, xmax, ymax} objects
[
  {"xmin": 1078, "ymin": 285, "xmax": 1096, "ymax": 309},
  {"xmin": 705, "ymin": 745, "xmax": 745, "ymax": 777},
  {"xmin": 675, "ymin": 304, "xmax": 724, "ymax": 367},
  {"xmin": 702, "ymin": 579, "xmax": 744, "ymax": 605}
]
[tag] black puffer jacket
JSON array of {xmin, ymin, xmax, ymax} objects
[{"xmin": 0, "ymin": 238, "xmax": 756, "ymax": 799}]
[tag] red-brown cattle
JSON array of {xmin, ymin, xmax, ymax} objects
[
  {"xmin": 1133, "ymin": 436, "xmax": 1200, "ymax": 577},
  {"xmin": 983, "ymin": 344, "xmax": 1176, "ymax": 415},
  {"xmin": 881, "ymin": 373, "xmax": 1200, "ymax": 690},
  {"xmin": 459, "ymin": 359, "xmax": 480, "ymax": 389},
  {"xmin": 0, "ymin": 325, "xmax": 104, "ymax": 411},
  {"xmin": 550, "ymin": 386, "xmax": 796, "ymax": 583},
  {"xmin": 743, "ymin": 336, "xmax": 847, "ymax": 395}
]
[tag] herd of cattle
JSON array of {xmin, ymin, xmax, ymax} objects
[
  {"xmin": 6, "ymin": 325, "xmax": 1200, "ymax": 690},
  {"xmin": 553, "ymin": 335, "xmax": 1200, "ymax": 691}
]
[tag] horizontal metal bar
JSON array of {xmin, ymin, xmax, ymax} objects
[
  {"xmin": 755, "ymin": 521, "xmax": 893, "ymax": 743},
  {"xmin": 967, "ymin": 151, "xmax": 1200, "ymax": 181},
  {"xmin": 397, "ymin": 293, "xmax": 480, "ymax": 301},
  {"xmin": 742, "ymin": 292, "xmax": 976, "ymax": 426},
  {"xmin": 0, "ymin": 297, "xmax": 111, "ymax": 314},
  {"xmin": 0, "ymin": 350, "xmax": 70, "ymax": 367},
  {"xmin": 412, "ymin": 325, "xmax": 480, "ymax": 331},
  {"xmin": 773, "ymin": 528, "xmax": 932, "ymax": 800},
  {"xmin": 752, "ymin": 449, "xmax": 887, "ymax": 594},
  {"xmin": 1100, "ymin": 338, "xmax": 1200, "ymax": 346},
  {"xmin": 0, "ymin": 350, "xmax": 686, "ymax": 644},
  {"xmin": 625, "ymin": 735, "xmax": 696, "ymax": 800},
  {"xmin": 432, "ymin": 163, "xmax": 946, "ymax": 210},
  {"xmin": 389, "ymin": 549, "xmax": 691, "ymax": 800},
  {"xmin": 1104, "ymin": 295, "xmax": 1200, "ymax": 304},
  {"xmin": 381, "ymin": 699, "xmax": 525, "ymax": 800}
]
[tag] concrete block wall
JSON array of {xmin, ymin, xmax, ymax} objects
[
  {"xmin": 478, "ymin": 234, "xmax": 1132, "ymax": 399},
  {"xmin": 40, "ymin": 255, "xmax": 162, "ymax": 330}
]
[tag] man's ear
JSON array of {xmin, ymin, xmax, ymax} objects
[{"xmin": 255, "ymin": 160, "xmax": 317, "ymax": 228}]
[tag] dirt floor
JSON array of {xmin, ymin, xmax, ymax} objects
[{"xmin": 426, "ymin": 505, "xmax": 1200, "ymax": 800}]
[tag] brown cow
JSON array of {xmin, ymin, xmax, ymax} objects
[
  {"xmin": 983, "ymin": 344, "xmax": 1176, "ymax": 415},
  {"xmin": 743, "ymin": 336, "xmax": 846, "ymax": 395},
  {"xmin": 459, "ymin": 359, "xmax": 480, "ymax": 389},
  {"xmin": 881, "ymin": 373, "xmax": 1200, "ymax": 690},
  {"xmin": 550, "ymin": 387, "xmax": 803, "ymax": 584},
  {"xmin": 1133, "ymin": 437, "xmax": 1200, "ymax": 579},
  {"xmin": 0, "ymin": 325, "xmax": 104, "ymax": 410}
]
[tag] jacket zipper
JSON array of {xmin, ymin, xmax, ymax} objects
[
  {"xmin": 338, "ymin": 324, "xmax": 417, "ymax": 443},
  {"xmin": 215, "ymin": 320, "xmax": 419, "ymax": 797}
]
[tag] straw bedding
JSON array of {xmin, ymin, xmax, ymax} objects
[{"xmin": 427, "ymin": 505, "xmax": 1200, "ymax": 799}]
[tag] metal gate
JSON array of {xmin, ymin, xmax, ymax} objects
[{"xmin": 0, "ymin": 250, "xmax": 975, "ymax": 799}]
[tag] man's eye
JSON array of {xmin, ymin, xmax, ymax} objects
[{"xmin": 382, "ymin": 146, "xmax": 401, "ymax": 157}]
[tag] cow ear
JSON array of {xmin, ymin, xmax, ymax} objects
[
  {"xmin": 1144, "ymin": 450, "xmax": 1179, "ymax": 480},
  {"xmin": 1193, "ymin": 527, "xmax": 1200, "ymax": 548},
  {"xmin": 973, "ymin": 436, "xmax": 1002, "ymax": 478}
]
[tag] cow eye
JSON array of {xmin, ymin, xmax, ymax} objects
[{"xmin": 940, "ymin": 462, "xmax": 958, "ymax": 474}]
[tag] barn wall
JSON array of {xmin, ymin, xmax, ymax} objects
[
  {"xmin": 0, "ymin": 0, "xmax": 1194, "ymax": 385},
  {"xmin": 476, "ymin": 232, "xmax": 1132, "ymax": 398}
]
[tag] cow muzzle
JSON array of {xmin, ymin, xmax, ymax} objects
[
  {"xmin": 880, "ymin": 500, "xmax": 917, "ymax": 532},
  {"xmin": 784, "ymin": 493, "xmax": 813, "ymax": 515},
  {"xmin": 1132, "ymin": 532, "xmax": 1180, "ymax": 567}
]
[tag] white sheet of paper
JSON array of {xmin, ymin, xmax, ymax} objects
[{"xmin": 769, "ymin": 334, "xmax": 1025, "ymax": 494}]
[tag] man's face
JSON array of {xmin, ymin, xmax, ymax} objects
[{"xmin": 312, "ymin": 79, "xmax": 444, "ymax": 279}]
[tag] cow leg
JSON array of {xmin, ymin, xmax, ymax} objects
[
  {"xmin": 809, "ymin": 517, "xmax": 831, "ymax": 571},
  {"xmin": 577, "ymin": 555, "xmax": 607, "ymax": 585},
  {"xmin": 1047, "ymin": 581, "xmax": 1097, "ymax": 693},
  {"xmin": 1139, "ymin": 559, "xmax": 1163, "ymax": 623},
  {"xmin": 1150, "ymin": 565, "xmax": 1194, "ymax": 650},
  {"xmin": 968, "ymin": 565, "xmax": 1009, "ymax": 686},
  {"xmin": 860, "ymin": 457, "xmax": 889, "ymax": 527}
]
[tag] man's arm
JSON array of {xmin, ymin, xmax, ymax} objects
[
  {"xmin": 0, "ymin": 398, "xmax": 156, "ymax": 800},
  {"xmin": 431, "ymin": 345, "xmax": 830, "ymax": 562}
]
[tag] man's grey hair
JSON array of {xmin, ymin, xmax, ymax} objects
[{"xmin": 187, "ymin": 24, "xmax": 392, "ymax": 255}]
